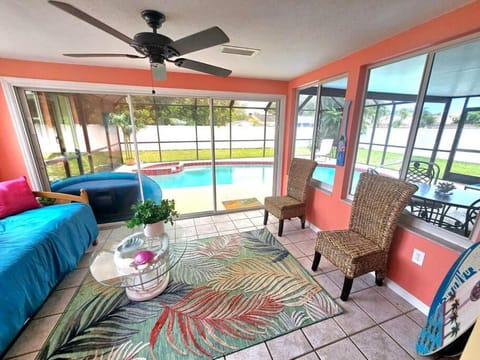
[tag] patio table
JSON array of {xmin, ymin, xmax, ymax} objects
[
  {"xmin": 464, "ymin": 183, "xmax": 480, "ymax": 191},
  {"xmin": 411, "ymin": 183, "xmax": 480, "ymax": 235}
]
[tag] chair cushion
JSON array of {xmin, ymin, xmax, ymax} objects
[
  {"xmin": 316, "ymin": 230, "xmax": 386, "ymax": 278},
  {"xmin": 264, "ymin": 196, "xmax": 305, "ymax": 219}
]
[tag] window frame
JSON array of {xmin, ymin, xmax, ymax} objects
[
  {"xmin": 293, "ymin": 75, "xmax": 348, "ymax": 193},
  {"xmin": 2, "ymin": 77, "xmax": 286, "ymax": 196},
  {"xmin": 349, "ymin": 38, "xmax": 480, "ymax": 246}
]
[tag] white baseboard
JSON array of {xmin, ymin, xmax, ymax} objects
[
  {"xmin": 385, "ymin": 279, "xmax": 430, "ymax": 315},
  {"xmin": 308, "ymin": 221, "xmax": 320, "ymax": 233}
]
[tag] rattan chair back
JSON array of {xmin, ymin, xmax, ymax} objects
[
  {"xmin": 349, "ymin": 172, "xmax": 418, "ymax": 251},
  {"xmin": 286, "ymin": 158, "xmax": 317, "ymax": 201}
]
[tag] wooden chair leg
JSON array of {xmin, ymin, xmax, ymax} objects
[
  {"xmin": 278, "ymin": 219, "xmax": 284, "ymax": 236},
  {"xmin": 263, "ymin": 210, "xmax": 269, "ymax": 225},
  {"xmin": 341, "ymin": 277, "xmax": 353, "ymax": 301},
  {"xmin": 311, "ymin": 251, "xmax": 321, "ymax": 271},
  {"xmin": 375, "ymin": 271, "xmax": 384, "ymax": 286},
  {"xmin": 300, "ymin": 216, "xmax": 306, "ymax": 229}
]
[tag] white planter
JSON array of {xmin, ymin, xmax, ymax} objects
[{"xmin": 144, "ymin": 221, "xmax": 164, "ymax": 237}]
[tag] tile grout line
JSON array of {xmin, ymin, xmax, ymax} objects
[{"xmin": 300, "ymin": 320, "xmax": 348, "ymax": 352}]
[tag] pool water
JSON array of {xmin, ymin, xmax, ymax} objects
[
  {"xmin": 313, "ymin": 166, "xmax": 361, "ymax": 189},
  {"xmin": 313, "ymin": 166, "xmax": 336, "ymax": 185},
  {"xmin": 151, "ymin": 164, "xmax": 273, "ymax": 189},
  {"xmin": 152, "ymin": 164, "xmax": 359, "ymax": 190}
]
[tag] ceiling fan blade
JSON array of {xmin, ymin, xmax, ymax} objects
[
  {"xmin": 174, "ymin": 58, "xmax": 231, "ymax": 77},
  {"xmin": 169, "ymin": 27, "xmax": 229, "ymax": 56},
  {"xmin": 151, "ymin": 63, "xmax": 167, "ymax": 81},
  {"xmin": 64, "ymin": 53, "xmax": 145, "ymax": 58},
  {"xmin": 49, "ymin": 1, "xmax": 133, "ymax": 45}
]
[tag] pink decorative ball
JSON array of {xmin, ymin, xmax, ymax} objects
[{"xmin": 132, "ymin": 250, "xmax": 155, "ymax": 265}]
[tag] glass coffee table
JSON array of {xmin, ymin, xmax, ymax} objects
[{"xmin": 89, "ymin": 228, "xmax": 187, "ymax": 301}]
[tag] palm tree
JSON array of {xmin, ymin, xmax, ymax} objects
[{"xmin": 109, "ymin": 112, "xmax": 145, "ymax": 161}]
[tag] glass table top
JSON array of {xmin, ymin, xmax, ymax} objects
[{"xmin": 89, "ymin": 227, "xmax": 187, "ymax": 289}]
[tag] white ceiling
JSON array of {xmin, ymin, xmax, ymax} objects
[{"xmin": 0, "ymin": 0, "xmax": 474, "ymax": 81}]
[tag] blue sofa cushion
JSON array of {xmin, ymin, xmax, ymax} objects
[{"xmin": 0, "ymin": 202, "xmax": 98, "ymax": 355}]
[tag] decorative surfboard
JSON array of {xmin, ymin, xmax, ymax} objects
[{"xmin": 416, "ymin": 241, "xmax": 480, "ymax": 356}]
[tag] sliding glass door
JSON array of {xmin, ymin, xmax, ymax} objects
[
  {"xmin": 17, "ymin": 88, "xmax": 279, "ymax": 217},
  {"xmin": 20, "ymin": 91, "xmax": 124, "ymax": 184},
  {"xmin": 129, "ymin": 95, "xmax": 215, "ymax": 214},
  {"xmin": 212, "ymin": 100, "xmax": 275, "ymax": 211}
]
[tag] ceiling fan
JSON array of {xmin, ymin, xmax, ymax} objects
[{"xmin": 49, "ymin": 1, "xmax": 232, "ymax": 80}]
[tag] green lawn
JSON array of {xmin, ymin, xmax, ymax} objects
[
  {"xmin": 355, "ymin": 148, "xmax": 480, "ymax": 178},
  {"xmin": 46, "ymin": 146, "xmax": 479, "ymax": 182},
  {"xmin": 138, "ymin": 148, "xmax": 275, "ymax": 162}
]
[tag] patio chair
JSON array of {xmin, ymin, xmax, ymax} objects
[
  {"xmin": 263, "ymin": 158, "xmax": 317, "ymax": 236},
  {"xmin": 406, "ymin": 160, "xmax": 440, "ymax": 185},
  {"xmin": 315, "ymin": 138, "xmax": 334, "ymax": 162},
  {"xmin": 444, "ymin": 198, "xmax": 480, "ymax": 237},
  {"xmin": 463, "ymin": 199, "xmax": 480, "ymax": 237},
  {"xmin": 406, "ymin": 160, "xmax": 441, "ymax": 220},
  {"xmin": 311, "ymin": 172, "xmax": 417, "ymax": 301}
]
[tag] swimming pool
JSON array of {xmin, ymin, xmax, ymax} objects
[
  {"xmin": 313, "ymin": 166, "xmax": 361, "ymax": 188},
  {"xmin": 313, "ymin": 166, "xmax": 336, "ymax": 185},
  {"xmin": 151, "ymin": 164, "xmax": 360, "ymax": 190},
  {"xmin": 151, "ymin": 164, "xmax": 273, "ymax": 189}
]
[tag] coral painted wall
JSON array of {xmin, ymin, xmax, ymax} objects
[
  {"xmin": 0, "ymin": 89, "xmax": 28, "ymax": 180},
  {"xmin": 0, "ymin": 58, "xmax": 288, "ymax": 94},
  {"xmin": 289, "ymin": 0, "xmax": 480, "ymax": 306}
]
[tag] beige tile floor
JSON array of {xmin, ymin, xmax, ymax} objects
[{"xmin": 4, "ymin": 210, "xmax": 460, "ymax": 360}]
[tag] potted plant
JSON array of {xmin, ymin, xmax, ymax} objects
[{"xmin": 126, "ymin": 199, "xmax": 178, "ymax": 237}]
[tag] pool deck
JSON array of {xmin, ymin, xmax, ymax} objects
[
  {"xmin": 139, "ymin": 159, "xmax": 273, "ymax": 176},
  {"xmin": 162, "ymin": 183, "xmax": 270, "ymax": 214}
]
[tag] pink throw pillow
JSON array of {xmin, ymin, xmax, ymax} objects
[{"xmin": 0, "ymin": 176, "xmax": 40, "ymax": 218}]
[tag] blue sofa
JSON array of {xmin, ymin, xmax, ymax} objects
[{"xmin": 0, "ymin": 194, "xmax": 98, "ymax": 355}]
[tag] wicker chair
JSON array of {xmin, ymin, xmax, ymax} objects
[
  {"xmin": 264, "ymin": 158, "xmax": 317, "ymax": 236},
  {"xmin": 311, "ymin": 172, "xmax": 417, "ymax": 301}
]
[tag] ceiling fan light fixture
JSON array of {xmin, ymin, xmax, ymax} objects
[
  {"xmin": 151, "ymin": 62, "xmax": 167, "ymax": 81},
  {"xmin": 221, "ymin": 45, "xmax": 260, "ymax": 57}
]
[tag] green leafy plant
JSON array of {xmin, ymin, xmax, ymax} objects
[{"xmin": 126, "ymin": 199, "xmax": 178, "ymax": 228}]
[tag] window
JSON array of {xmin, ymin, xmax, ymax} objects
[
  {"xmin": 294, "ymin": 85, "xmax": 317, "ymax": 158},
  {"xmin": 352, "ymin": 38, "xmax": 480, "ymax": 238},
  {"xmin": 352, "ymin": 55, "xmax": 427, "ymax": 189},
  {"xmin": 293, "ymin": 77, "xmax": 348, "ymax": 189}
]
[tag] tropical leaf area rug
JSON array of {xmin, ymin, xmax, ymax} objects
[{"xmin": 38, "ymin": 228, "xmax": 342, "ymax": 360}]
